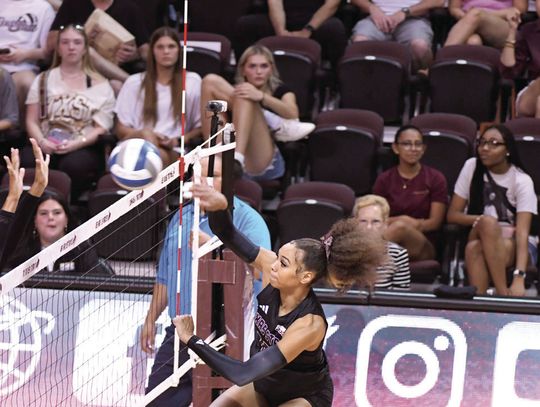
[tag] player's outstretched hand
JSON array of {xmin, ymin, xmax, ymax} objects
[
  {"xmin": 191, "ymin": 180, "xmax": 228, "ymax": 212},
  {"xmin": 28, "ymin": 138, "xmax": 50, "ymax": 197},
  {"xmin": 173, "ymin": 315, "xmax": 195, "ymax": 344},
  {"xmin": 2, "ymin": 148, "xmax": 25, "ymax": 212}
]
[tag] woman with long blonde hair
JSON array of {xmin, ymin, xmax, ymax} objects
[
  {"xmin": 200, "ymin": 44, "xmax": 314, "ymax": 181},
  {"xmin": 25, "ymin": 24, "xmax": 115, "ymax": 200}
]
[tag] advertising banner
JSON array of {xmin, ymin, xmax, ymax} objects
[{"xmin": 2, "ymin": 288, "xmax": 540, "ymax": 406}]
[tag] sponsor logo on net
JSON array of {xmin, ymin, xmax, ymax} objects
[{"xmin": 95, "ymin": 211, "xmax": 111, "ymax": 230}]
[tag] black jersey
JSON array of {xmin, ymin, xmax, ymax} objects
[{"xmin": 251, "ymin": 284, "xmax": 333, "ymax": 406}]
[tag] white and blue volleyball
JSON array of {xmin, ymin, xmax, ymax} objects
[{"xmin": 108, "ymin": 139, "xmax": 163, "ymax": 190}]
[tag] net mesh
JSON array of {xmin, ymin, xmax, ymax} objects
[{"xmin": 0, "ymin": 165, "xmax": 181, "ymax": 406}]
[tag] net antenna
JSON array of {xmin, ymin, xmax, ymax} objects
[
  {"xmin": 141, "ymin": 124, "xmax": 235, "ymax": 406},
  {"xmin": 143, "ymin": 1, "xmax": 234, "ymax": 401}
]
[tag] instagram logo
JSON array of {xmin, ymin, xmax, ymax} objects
[
  {"xmin": 355, "ymin": 315, "xmax": 467, "ymax": 406},
  {"xmin": 492, "ymin": 321, "xmax": 540, "ymax": 406}
]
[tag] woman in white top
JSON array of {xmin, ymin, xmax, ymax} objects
[
  {"xmin": 115, "ymin": 27, "xmax": 202, "ymax": 166},
  {"xmin": 447, "ymin": 124, "xmax": 537, "ymax": 296},
  {"xmin": 25, "ymin": 24, "xmax": 115, "ymax": 199}
]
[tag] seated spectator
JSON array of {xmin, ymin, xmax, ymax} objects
[
  {"xmin": 501, "ymin": 13, "xmax": 540, "ymax": 117},
  {"xmin": 444, "ymin": 0, "xmax": 526, "ymax": 49},
  {"xmin": 25, "ymin": 24, "xmax": 115, "ymax": 200},
  {"xmin": 354, "ymin": 194, "xmax": 411, "ymax": 290},
  {"xmin": 0, "ymin": 0, "xmax": 55, "ymax": 121},
  {"xmin": 373, "ymin": 125, "xmax": 448, "ymax": 261},
  {"xmin": 447, "ymin": 124, "xmax": 537, "ymax": 296},
  {"xmin": 0, "ymin": 139, "xmax": 48, "ymax": 270},
  {"xmin": 115, "ymin": 27, "xmax": 201, "ymax": 166},
  {"xmin": 47, "ymin": 0, "xmax": 150, "ymax": 93},
  {"xmin": 351, "ymin": 0, "xmax": 444, "ymax": 71},
  {"xmin": 200, "ymin": 45, "xmax": 314, "ymax": 182},
  {"xmin": 7, "ymin": 193, "xmax": 114, "ymax": 274},
  {"xmin": 234, "ymin": 0, "xmax": 347, "ymax": 69},
  {"xmin": 0, "ymin": 68, "xmax": 19, "ymax": 153}
]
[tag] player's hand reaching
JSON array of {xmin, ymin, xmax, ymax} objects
[
  {"xmin": 190, "ymin": 180, "xmax": 228, "ymax": 212},
  {"xmin": 173, "ymin": 315, "xmax": 195, "ymax": 344},
  {"xmin": 28, "ymin": 138, "xmax": 50, "ymax": 197},
  {"xmin": 2, "ymin": 147, "xmax": 25, "ymax": 212}
]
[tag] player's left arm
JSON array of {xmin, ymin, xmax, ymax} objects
[{"xmin": 276, "ymin": 314, "xmax": 326, "ymax": 361}]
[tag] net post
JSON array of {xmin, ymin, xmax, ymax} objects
[{"xmin": 192, "ymin": 250, "xmax": 251, "ymax": 406}]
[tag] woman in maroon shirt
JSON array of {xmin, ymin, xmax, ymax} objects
[{"xmin": 373, "ymin": 125, "xmax": 448, "ymax": 261}]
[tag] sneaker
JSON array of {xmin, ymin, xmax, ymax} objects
[{"xmin": 273, "ymin": 119, "xmax": 315, "ymax": 142}]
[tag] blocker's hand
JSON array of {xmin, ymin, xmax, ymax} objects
[
  {"xmin": 173, "ymin": 315, "xmax": 195, "ymax": 344},
  {"xmin": 191, "ymin": 180, "xmax": 228, "ymax": 212}
]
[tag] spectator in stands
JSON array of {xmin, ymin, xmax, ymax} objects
[
  {"xmin": 373, "ymin": 125, "xmax": 448, "ymax": 261},
  {"xmin": 8, "ymin": 193, "xmax": 114, "ymax": 274},
  {"xmin": 0, "ymin": 139, "xmax": 48, "ymax": 270},
  {"xmin": 234, "ymin": 0, "xmax": 347, "ymax": 69},
  {"xmin": 351, "ymin": 0, "xmax": 444, "ymax": 71},
  {"xmin": 0, "ymin": 68, "xmax": 19, "ymax": 143},
  {"xmin": 447, "ymin": 124, "xmax": 537, "ymax": 296},
  {"xmin": 0, "ymin": 0, "xmax": 55, "ymax": 122},
  {"xmin": 444, "ymin": 0, "xmax": 527, "ymax": 49},
  {"xmin": 141, "ymin": 155, "xmax": 271, "ymax": 407},
  {"xmin": 47, "ymin": 0, "xmax": 150, "ymax": 93},
  {"xmin": 500, "ymin": 9, "xmax": 540, "ymax": 117},
  {"xmin": 25, "ymin": 24, "xmax": 115, "ymax": 200},
  {"xmin": 354, "ymin": 194, "xmax": 411, "ymax": 290},
  {"xmin": 201, "ymin": 44, "xmax": 314, "ymax": 182},
  {"xmin": 115, "ymin": 27, "xmax": 201, "ymax": 166}
]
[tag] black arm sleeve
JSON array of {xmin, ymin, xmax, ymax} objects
[
  {"xmin": 187, "ymin": 335, "xmax": 287, "ymax": 386},
  {"xmin": 0, "ymin": 193, "xmax": 40, "ymax": 270},
  {"xmin": 208, "ymin": 209, "xmax": 260, "ymax": 264}
]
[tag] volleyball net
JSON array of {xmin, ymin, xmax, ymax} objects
[{"xmin": 0, "ymin": 127, "xmax": 246, "ymax": 406}]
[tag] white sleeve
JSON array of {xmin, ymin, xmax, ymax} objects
[
  {"xmin": 185, "ymin": 72, "xmax": 202, "ymax": 133},
  {"xmin": 453, "ymin": 158, "xmax": 476, "ymax": 201},
  {"xmin": 25, "ymin": 73, "xmax": 41, "ymax": 105},
  {"xmin": 114, "ymin": 75, "xmax": 141, "ymax": 127},
  {"xmin": 92, "ymin": 82, "xmax": 116, "ymax": 131},
  {"xmin": 515, "ymin": 171, "xmax": 538, "ymax": 214},
  {"xmin": 39, "ymin": 4, "xmax": 56, "ymax": 49}
]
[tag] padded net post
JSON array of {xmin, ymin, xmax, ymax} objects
[{"xmin": 192, "ymin": 250, "xmax": 254, "ymax": 406}]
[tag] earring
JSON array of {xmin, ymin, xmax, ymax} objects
[
  {"xmin": 32, "ymin": 228, "xmax": 37, "ymax": 238},
  {"xmin": 506, "ymin": 153, "xmax": 510, "ymax": 157}
]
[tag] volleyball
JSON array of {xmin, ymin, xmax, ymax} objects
[{"xmin": 108, "ymin": 139, "xmax": 163, "ymax": 190}]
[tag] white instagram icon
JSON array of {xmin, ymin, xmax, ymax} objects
[
  {"xmin": 492, "ymin": 321, "xmax": 540, "ymax": 406},
  {"xmin": 355, "ymin": 315, "xmax": 467, "ymax": 406}
]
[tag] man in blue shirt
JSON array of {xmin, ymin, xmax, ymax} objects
[{"xmin": 141, "ymin": 156, "xmax": 271, "ymax": 407}]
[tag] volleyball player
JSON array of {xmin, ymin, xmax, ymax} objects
[{"xmin": 174, "ymin": 181, "xmax": 385, "ymax": 406}]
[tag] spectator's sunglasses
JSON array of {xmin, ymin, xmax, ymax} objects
[{"xmin": 59, "ymin": 24, "xmax": 85, "ymax": 32}]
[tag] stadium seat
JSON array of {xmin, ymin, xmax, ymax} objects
[
  {"xmin": 429, "ymin": 45, "xmax": 501, "ymax": 125},
  {"xmin": 308, "ymin": 109, "xmax": 383, "ymax": 196},
  {"xmin": 257, "ymin": 36, "xmax": 321, "ymax": 120},
  {"xmin": 410, "ymin": 112, "xmax": 477, "ymax": 192},
  {"xmin": 0, "ymin": 168, "xmax": 72, "ymax": 206},
  {"xmin": 504, "ymin": 117, "xmax": 540, "ymax": 195},
  {"xmin": 234, "ymin": 178, "xmax": 263, "ymax": 212},
  {"xmin": 185, "ymin": 32, "xmax": 232, "ymax": 79},
  {"xmin": 338, "ymin": 41, "xmax": 411, "ymax": 123},
  {"xmin": 88, "ymin": 174, "xmax": 167, "ymax": 261},
  {"xmin": 276, "ymin": 181, "xmax": 355, "ymax": 246}
]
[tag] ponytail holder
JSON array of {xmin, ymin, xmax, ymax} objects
[{"xmin": 320, "ymin": 234, "xmax": 333, "ymax": 260}]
